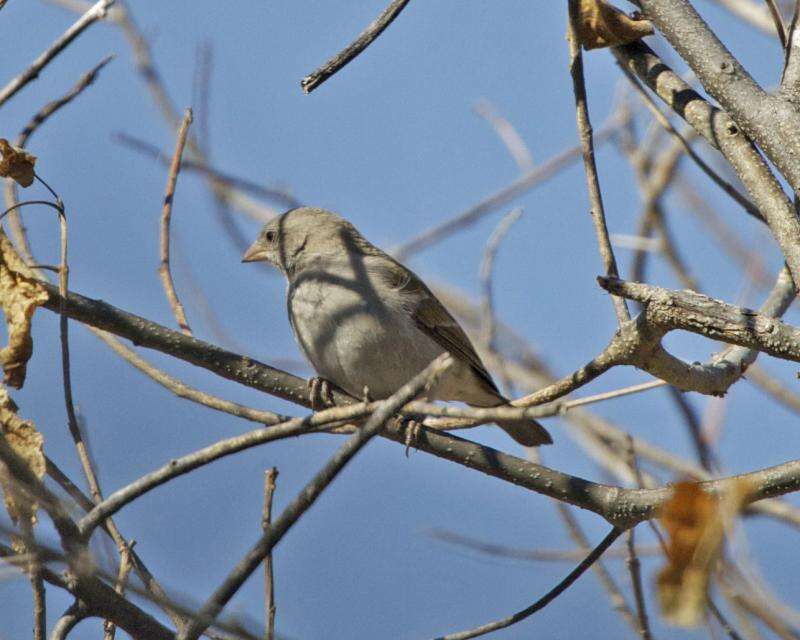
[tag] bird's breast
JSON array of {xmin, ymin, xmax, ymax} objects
[{"xmin": 287, "ymin": 272, "xmax": 443, "ymax": 398}]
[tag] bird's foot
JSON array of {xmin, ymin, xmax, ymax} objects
[
  {"xmin": 308, "ymin": 377, "xmax": 335, "ymax": 411},
  {"xmin": 399, "ymin": 417, "xmax": 423, "ymax": 457}
]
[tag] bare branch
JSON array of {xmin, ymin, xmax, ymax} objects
[
  {"xmin": 5, "ymin": 56, "xmax": 113, "ymax": 269},
  {"xmin": 427, "ymin": 528, "xmax": 660, "ymax": 562},
  {"xmin": 158, "ymin": 108, "xmax": 194, "ymax": 335},
  {"xmin": 391, "ymin": 120, "xmax": 619, "ymax": 259},
  {"xmin": 51, "ymin": 602, "xmax": 88, "ymax": 640},
  {"xmin": 77, "ymin": 401, "xmax": 382, "ymax": 539},
  {"xmin": 764, "ymin": 0, "xmax": 789, "ymax": 47},
  {"xmin": 431, "ymin": 527, "xmax": 624, "ymax": 640},
  {"xmin": 567, "ymin": 0, "xmax": 629, "ymax": 325},
  {"xmin": 599, "ymin": 275, "xmax": 800, "ymax": 364},
  {"xmin": 781, "ymin": 1, "xmax": 800, "ymax": 100},
  {"xmin": 300, "ymin": 0, "xmax": 412, "ymax": 94},
  {"xmin": 114, "ymin": 132, "xmax": 300, "ymax": 213},
  {"xmin": 0, "ymin": 0, "xmax": 113, "ymax": 108},
  {"xmin": 473, "ymin": 101, "xmax": 534, "ymax": 173},
  {"xmin": 637, "ymin": 0, "xmax": 800, "ymax": 195},
  {"xmin": 103, "ymin": 540, "xmax": 136, "ymax": 640},
  {"xmin": 616, "ymin": 41, "xmax": 800, "ymax": 287},
  {"xmin": 180, "ymin": 355, "xmax": 452, "ymax": 640},
  {"xmin": 35, "ymin": 283, "xmax": 800, "ymax": 527},
  {"xmin": 263, "ymin": 468, "xmax": 278, "ymax": 640},
  {"xmin": 479, "ymin": 207, "xmax": 523, "ymax": 349},
  {"xmin": 614, "ymin": 56, "xmax": 760, "ymax": 222},
  {"xmin": 94, "ymin": 329, "xmax": 287, "ymax": 425}
]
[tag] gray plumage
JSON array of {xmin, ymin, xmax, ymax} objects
[{"xmin": 243, "ymin": 207, "xmax": 552, "ymax": 446}]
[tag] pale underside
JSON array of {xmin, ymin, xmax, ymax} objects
[{"xmin": 286, "ymin": 255, "xmax": 503, "ymax": 406}]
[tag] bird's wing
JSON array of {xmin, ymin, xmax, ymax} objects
[{"xmin": 370, "ymin": 255, "xmax": 502, "ymax": 399}]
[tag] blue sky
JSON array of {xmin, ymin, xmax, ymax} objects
[{"xmin": 1, "ymin": 1, "xmax": 799, "ymax": 638}]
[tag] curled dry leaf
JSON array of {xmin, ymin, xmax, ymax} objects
[
  {"xmin": 577, "ymin": 0, "xmax": 654, "ymax": 50},
  {"xmin": 0, "ymin": 385, "xmax": 45, "ymax": 525},
  {"xmin": 656, "ymin": 480, "xmax": 748, "ymax": 627},
  {"xmin": 0, "ymin": 139, "xmax": 36, "ymax": 188},
  {"xmin": 0, "ymin": 228, "xmax": 49, "ymax": 388}
]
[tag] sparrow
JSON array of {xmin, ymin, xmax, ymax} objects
[{"xmin": 242, "ymin": 207, "xmax": 552, "ymax": 446}]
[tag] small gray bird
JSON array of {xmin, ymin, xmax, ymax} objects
[{"xmin": 242, "ymin": 207, "xmax": 551, "ymax": 446}]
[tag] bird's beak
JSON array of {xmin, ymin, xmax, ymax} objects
[{"xmin": 242, "ymin": 240, "xmax": 269, "ymax": 263}]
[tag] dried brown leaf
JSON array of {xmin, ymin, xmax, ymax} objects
[
  {"xmin": 0, "ymin": 385, "xmax": 44, "ymax": 525},
  {"xmin": 577, "ymin": 0, "xmax": 654, "ymax": 50},
  {"xmin": 0, "ymin": 139, "xmax": 36, "ymax": 188},
  {"xmin": 0, "ymin": 228, "xmax": 48, "ymax": 388},
  {"xmin": 656, "ymin": 480, "xmax": 747, "ymax": 627}
]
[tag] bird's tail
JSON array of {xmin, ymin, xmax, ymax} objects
[{"xmin": 496, "ymin": 418, "xmax": 552, "ymax": 447}]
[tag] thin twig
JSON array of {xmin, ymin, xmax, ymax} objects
[
  {"xmin": 94, "ymin": 328, "xmax": 287, "ymax": 424},
  {"xmin": 263, "ymin": 468, "xmax": 278, "ymax": 640},
  {"xmin": 103, "ymin": 539, "xmax": 136, "ymax": 640},
  {"xmin": 479, "ymin": 207, "xmax": 523, "ymax": 349},
  {"xmin": 709, "ymin": 598, "xmax": 747, "ymax": 640},
  {"xmin": 764, "ymin": 0, "xmax": 789, "ymax": 47},
  {"xmin": 77, "ymin": 401, "xmax": 382, "ymax": 538},
  {"xmin": 19, "ymin": 519, "xmax": 46, "ymax": 640},
  {"xmin": 0, "ymin": 0, "xmax": 113, "ymax": 107},
  {"xmin": 625, "ymin": 440, "xmax": 653, "ymax": 640},
  {"xmin": 300, "ymin": 0, "xmax": 412, "ymax": 93},
  {"xmin": 566, "ymin": 0, "xmax": 629, "ymax": 325},
  {"xmin": 159, "ymin": 108, "xmax": 194, "ymax": 335},
  {"xmin": 431, "ymin": 527, "xmax": 624, "ymax": 640},
  {"xmin": 473, "ymin": 100, "xmax": 534, "ymax": 173},
  {"xmin": 5, "ymin": 55, "xmax": 113, "ymax": 267},
  {"xmin": 180, "ymin": 355, "xmax": 452, "ymax": 640},
  {"xmin": 427, "ymin": 527, "xmax": 661, "ymax": 562},
  {"xmin": 114, "ymin": 132, "xmax": 300, "ymax": 213},
  {"xmin": 392, "ymin": 119, "xmax": 620, "ymax": 259},
  {"xmin": 613, "ymin": 55, "xmax": 762, "ymax": 223}
]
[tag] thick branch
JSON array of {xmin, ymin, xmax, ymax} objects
[
  {"xmin": 35, "ymin": 284, "xmax": 800, "ymax": 528},
  {"xmin": 599, "ymin": 276, "xmax": 800, "ymax": 363},
  {"xmin": 637, "ymin": 0, "xmax": 800, "ymax": 195},
  {"xmin": 614, "ymin": 42, "xmax": 800, "ymax": 286}
]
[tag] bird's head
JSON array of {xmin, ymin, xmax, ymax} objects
[{"xmin": 242, "ymin": 207, "xmax": 371, "ymax": 276}]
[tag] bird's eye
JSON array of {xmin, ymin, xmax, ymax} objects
[{"xmin": 265, "ymin": 231, "xmax": 275, "ymax": 243}]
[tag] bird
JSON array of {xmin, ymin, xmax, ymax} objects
[{"xmin": 242, "ymin": 207, "xmax": 552, "ymax": 447}]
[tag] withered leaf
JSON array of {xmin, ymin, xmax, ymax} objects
[
  {"xmin": 0, "ymin": 139, "xmax": 36, "ymax": 188},
  {"xmin": 577, "ymin": 0, "xmax": 654, "ymax": 50},
  {"xmin": 0, "ymin": 227, "xmax": 49, "ymax": 388},
  {"xmin": 656, "ymin": 480, "xmax": 746, "ymax": 627},
  {"xmin": 0, "ymin": 385, "xmax": 45, "ymax": 525}
]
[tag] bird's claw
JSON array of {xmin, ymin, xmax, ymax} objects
[
  {"xmin": 401, "ymin": 418, "xmax": 423, "ymax": 457},
  {"xmin": 308, "ymin": 377, "xmax": 335, "ymax": 411}
]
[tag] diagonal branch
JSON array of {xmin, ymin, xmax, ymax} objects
[
  {"xmin": 180, "ymin": 355, "xmax": 452, "ymax": 640},
  {"xmin": 0, "ymin": 0, "xmax": 113, "ymax": 108},
  {"xmin": 614, "ymin": 42, "xmax": 800, "ymax": 287},
  {"xmin": 431, "ymin": 527, "xmax": 624, "ymax": 640},
  {"xmin": 637, "ymin": 0, "xmax": 800, "ymax": 195},
  {"xmin": 300, "ymin": 0, "xmax": 412, "ymax": 93}
]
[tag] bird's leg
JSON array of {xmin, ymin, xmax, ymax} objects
[
  {"xmin": 362, "ymin": 386, "xmax": 373, "ymax": 404},
  {"xmin": 308, "ymin": 377, "xmax": 336, "ymax": 411}
]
